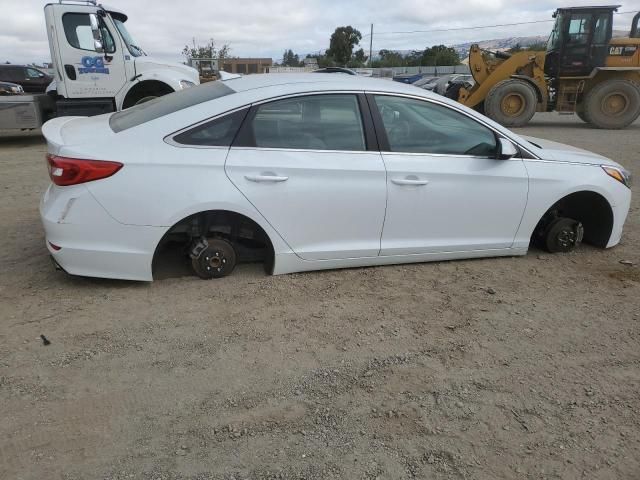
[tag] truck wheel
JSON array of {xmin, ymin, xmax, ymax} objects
[
  {"xmin": 484, "ymin": 79, "xmax": 538, "ymax": 127},
  {"xmin": 582, "ymin": 79, "xmax": 640, "ymax": 129},
  {"xmin": 575, "ymin": 108, "xmax": 588, "ymax": 123}
]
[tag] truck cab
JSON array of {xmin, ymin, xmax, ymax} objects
[{"xmin": 45, "ymin": 0, "xmax": 199, "ymax": 115}]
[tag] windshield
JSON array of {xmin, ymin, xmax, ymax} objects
[
  {"xmin": 112, "ymin": 17, "xmax": 145, "ymax": 57},
  {"xmin": 547, "ymin": 15, "xmax": 563, "ymax": 51}
]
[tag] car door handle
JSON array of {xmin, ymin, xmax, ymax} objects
[
  {"xmin": 391, "ymin": 177, "xmax": 429, "ymax": 186},
  {"xmin": 244, "ymin": 174, "xmax": 289, "ymax": 183}
]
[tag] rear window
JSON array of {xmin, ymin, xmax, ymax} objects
[{"xmin": 109, "ymin": 81, "xmax": 236, "ymax": 133}]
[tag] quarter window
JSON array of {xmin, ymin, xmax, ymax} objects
[
  {"xmin": 173, "ymin": 109, "xmax": 248, "ymax": 146},
  {"xmin": 373, "ymin": 95, "xmax": 498, "ymax": 157},
  {"xmin": 62, "ymin": 13, "xmax": 116, "ymax": 53},
  {"xmin": 250, "ymin": 94, "xmax": 366, "ymax": 151}
]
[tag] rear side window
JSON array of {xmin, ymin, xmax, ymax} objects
[
  {"xmin": 0, "ymin": 67, "xmax": 22, "ymax": 82},
  {"xmin": 248, "ymin": 94, "xmax": 366, "ymax": 151},
  {"xmin": 173, "ymin": 109, "xmax": 248, "ymax": 146},
  {"xmin": 109, "ymin": 81, "xmax": 235, "ymax": 133}
]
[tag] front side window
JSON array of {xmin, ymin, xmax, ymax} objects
[
  {"xmin": 62, "ymin": 13, "xmax": 115, "ymax": 53},
  {"xmin": 593, "ymin": 13, "xmax": 610, "ymax": 44},
  {"xmin": 26, "ymin": 68, "xmax": 43, "ymax": 79},
  {"xmin": 250, "ymin": 94, "xmax": 366, "ymax": 151},
  {"xmin": 373, "ymin": 95, "xmax": 497, "ymax": 157},
  {"xmin": 0, "ymin": 67, "xmax": 21, "ymax": 82},
  {"xmin": 567, "ymin": 14, "xmax": 592, "ymax": 45},
  {"xmin": 173, "ymin": 109, "xmax": 248, "ymax": 146}
]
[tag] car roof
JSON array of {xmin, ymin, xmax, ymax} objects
[{"xmin": 220, "ymin": 73, "xmax": 430, "ymax": 96}]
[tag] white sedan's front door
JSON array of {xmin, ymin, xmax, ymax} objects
[
  {"xmin": 225, "ymin": 93, "xmax": 387, "ymax": 260},
  {"xmin": 371, "ymin": 94, "xmax": 529, "ymax": 255}
]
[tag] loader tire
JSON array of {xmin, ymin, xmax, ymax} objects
[
  {"xmin": 582, "ymin": 79, "xmax": 640, "ymax": 129},
  {"xmin": 484, "ymin": 79, "xmax": 537, "ymax": 127}
]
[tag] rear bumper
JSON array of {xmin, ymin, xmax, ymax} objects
[{"xmin": 40, "ymin": 184, "xmax": 166, "ymax": 281}]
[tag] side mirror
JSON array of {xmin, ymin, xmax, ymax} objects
[
  {"xmin": 89, "ymin": 13, "xmax": 104, "ymax": 53},
  {"xmin": 498, "ymin": 138, "xmax": 518, "ymax": 159}
]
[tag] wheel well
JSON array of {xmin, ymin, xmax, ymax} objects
[
  {"xmin": 531, "ymin": 191, "xmax": 614, "ymax": 248},
  {"xmin": 152, "ymin": 210, "xmax": 275, "ymax": 275},
  {"xmin": 122, "ymin": 80, "xmax": 174, "ymax": 109}
]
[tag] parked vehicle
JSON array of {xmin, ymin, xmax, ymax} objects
[
  {"xmin": 445, "ymin": 76, "xmax": 475, "ymax": 99},
  {"xmin": 313, "ymin": 67, "xmax": 357, "ymax": 75},
  {"xmin": 40, "ymin": 74, "xmax": 631, "ymax": 281},
  {"xmin": 458, "ymin": 6, "xmax": 640, "ymax": 128},
  {"xmin": 433, "ymin": 74, "xmax": 473, "ymax": 95},
  {"xmin": 413, "ymin": 76, "xmax": 440, "ymax": 90},
  {"xmin": 0, "ymin": 65, "xmax": 53, "ymax": 93},
  {"xmin": 393, "ymin": 73, "xmax": 426, "ymax": 84},
  {"xmin": 0, "ymin": 81, "xmax": 24, "ymax": 95},
  {"xmin": 0, "ymin": 0, "xmax": 198, "ymax": 130}
]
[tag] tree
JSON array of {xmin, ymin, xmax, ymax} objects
[
  {"xmin": 281, "ymin": 49, "xmax": 302, "ymax": 67},
  {"xmin": 326, "ymin": 26, "xmax": 362, "ymax": 66},
  {"xmin": 508, "ymin": 43, "xmax": 523, "ymax": 53},
  {"xmin": 421, "ymin": 45, "xmax": 461, "ymax": 66},
  {"xmin": 526, "ymin": 42, "xmax": 547, "ymax": 51},
  {"xmin": 182, "ymin": 38, "xmax": 231, "ymax": 75},
  {"xmin": 372, "ymin": 49, "xmax": 407, "ymax": 68},
  {"xmin": 348, "ymin": 48, "xmax": 368, "ymax": 68},
  {"xmin": 371, "ymin": 45, "xmax": 460, "ymax": 68}
]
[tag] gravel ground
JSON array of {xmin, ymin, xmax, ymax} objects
[{"xmin": 1, "ymin": 113, "xmax": 639, "ymax": 480}]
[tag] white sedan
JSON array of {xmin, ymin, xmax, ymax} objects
[{"xmin": 40, "ymin": 74, "xmax": 632, "ymax": 281}]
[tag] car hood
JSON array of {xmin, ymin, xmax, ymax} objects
[
  {"xmin": 521, "ymin": 135, "xmax": 622, "ymax": 168},
  {"xmin": 134, "ymin": 56, "xmax": 199, "ymax": 83}
]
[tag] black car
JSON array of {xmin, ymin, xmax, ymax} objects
[
  {"xmin": 0, "ymin": 81, "xmax": 24, "ymax": 95},
  {"xmin": 0, "ymin": 65, "xmax": 53, "ymax": 93},
  {"xmin": 312, "ymin": 67, "xmax": 357, "ymax": 75}
]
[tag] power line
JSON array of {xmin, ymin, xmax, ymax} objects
[{"xmin": 361, "ymin": 10, "xmax": 636, "ymax": 37}]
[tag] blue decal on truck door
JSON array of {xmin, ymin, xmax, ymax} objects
[{"xmin": 78, "ymin": 56, "xmax": 110, "ymax": 74}]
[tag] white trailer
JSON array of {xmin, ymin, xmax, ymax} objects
[{"xmin": 0, "ymin": 0, "xmax": 199, "ymax": 130}]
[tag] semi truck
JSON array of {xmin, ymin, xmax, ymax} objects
[{"xmin": 0, "ymin": 0, "xmax": 199, "ymax": 130}]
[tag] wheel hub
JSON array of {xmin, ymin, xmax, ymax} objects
[
  {"xmin": 501, "ymin": 93, "xmax": 526, "ymax": 117},
  {"xmin": 602, "ymin": 92, "xmax": 628, "ymax": 116},
  {"xmin": 204, "ymin": 252, "xmax": 226, "ymax": 273},
  {"xmin": 556, "ymin": 229, "xmax": 576, "ymax": 248}
]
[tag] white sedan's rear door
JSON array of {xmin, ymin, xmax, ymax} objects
[{"xmin": 225, "ymin": 93, "xmax": 387, "ymax": 261}]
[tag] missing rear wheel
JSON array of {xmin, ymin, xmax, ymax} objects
[{"xmin": 190, "ymin": 237, "xmax": 237, "ymax": 279}]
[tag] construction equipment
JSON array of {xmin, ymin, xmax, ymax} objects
[{"xmin": 458, "ymin": 6, "xmax": 640, "ymax": 129}]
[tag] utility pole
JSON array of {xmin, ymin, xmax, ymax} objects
[{"xmin": 369, "ymin": 24, "xmax": 373, "ymax": 67}]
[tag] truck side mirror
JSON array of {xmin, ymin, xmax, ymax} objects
[
  {"xmin": 498, "ymin": 138, "xmax": 518, "ymax": 159},
  {"xmin": 89, "ymin": 13, "xmax": 104, "ymax": 53}
]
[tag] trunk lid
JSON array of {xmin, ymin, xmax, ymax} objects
[{"xmin": 41, "ymin": 113, "xmax": 115, "ymax": 154}]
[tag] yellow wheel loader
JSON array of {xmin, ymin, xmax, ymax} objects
[{"xmin": 458, "ymin": 5, "xmax": 640, "ymax": 128}]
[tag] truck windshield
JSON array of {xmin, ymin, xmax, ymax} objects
[{"xmin": 112, "ymin": 18, "xmax": 145, "ymax": 57}]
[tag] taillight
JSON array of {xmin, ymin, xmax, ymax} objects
[{"xmin": 46, "ymin": 154, "xmax": 123, "ymax": 186}]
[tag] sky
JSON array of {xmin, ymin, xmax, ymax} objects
[{"xmin": 1, "ymin": 0, "xmax": 639, "ymax": 65}]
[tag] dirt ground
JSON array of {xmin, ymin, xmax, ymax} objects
[{"xmin": 1, "ymin": 113, "xmax": 639, "ymax": 480}]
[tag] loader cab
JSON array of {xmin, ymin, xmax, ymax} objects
[{"xmin": 545, "ymin": 5, "xmax": 617, "ymax": 78}]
